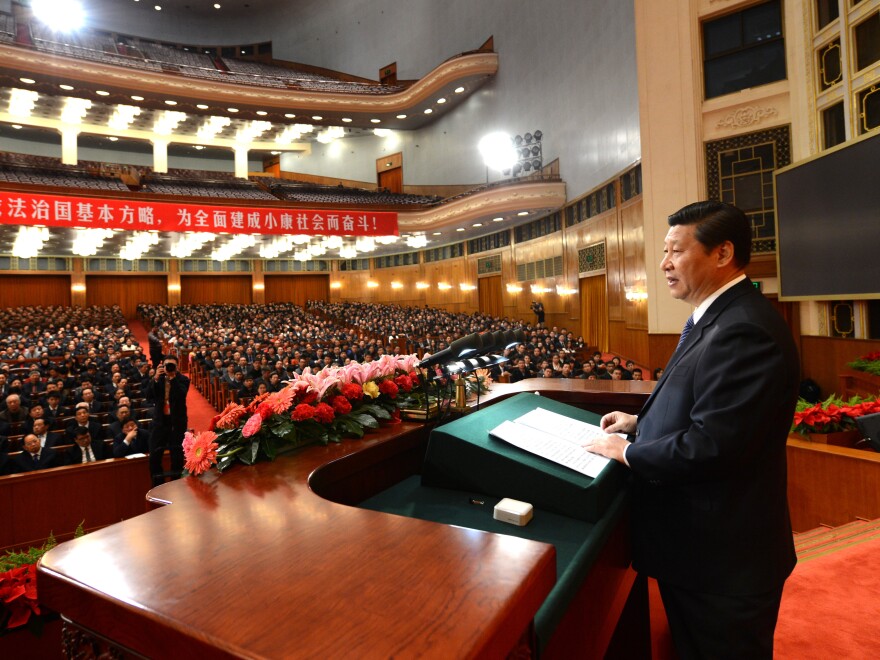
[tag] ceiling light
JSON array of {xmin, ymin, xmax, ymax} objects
[
  {"xmin": 11, "ymin": 124, "xmax": 22, "ymax": 129},
  {"xmin": 32, "ymin": 0, "xmax": 85, "ymax": 31},
  {"xmin": 517, "ymin": 211, "xmax": 529, "ymax": 216},
  {"xmin": 284, "ymin": 113, "xmax": 296, "ymax": 118},
  {"xmin": 432, "ymin": 232, "xmax": 442, "ymax": 236},
  {"xmin": 12, "ymin": 226, "xmax": 49, "ymax": 259},
  {"xmin": 437, "ymin": 97, "xmax": 446, "ymax": 104},
  {"xmin": 155, "ymin": 5, "xmax": 162, "ymax": 11},
  {"xmin": 341, "ymin": 117, "xmax": 352, "ymax": 123},
  {"xmin": 9, "ymin": 88, "xmax": 39, "ymax": 118},
  {"xmin": 479, "ymin": 132, "xmax": 516, "ymax": 172},
  {"xmin": 316, "ymin": 125, "xmax": 344, "ymax": 143},
  {"xmin": 373, "ymin": 128, "xmax": 391, "ymax": 137},
  {"xmin": 405, "ymin": 234, "xmax": 428, "ymax": 249},
  {"xmin": 271, "ymin": 150, "xmax": 280, "ymax": 155},
  {"xmin": 19, "ymin": 78, "xmax": 35, "ymax": 85},
  {"xmin": 214, "ymin": 3, "xmax": 221, "ymax": 7},
  {"xmin": 59, "ymin": 84, "xmax": 74, "ymax": 91},
  {"xmin": 197, "ymin": 114, "xmax": 231, "ymax": 140},
  {"xmin": 108, "ymin": 136, "xmax": 118, "ymax": 142},
  {"xmin": 165, "ymin": 100, "xmax": 178, "ymax": 106},
  {"xmin": 193, "ymin": 145, "xmax": 205, "ymax": 150},
  {"xmin": 227, "ymin": 107, "xmax": 239, "ymax": 113},
  {"xmin": 396, "ymin": 114, "xmax": 407, "ymax": 119},
  {"xmin": 415, "ymin": 282, "xmax": 430, "ymax": 290},
  {"xmin": 96, "ymin": 90, "xmax": 110, "ymax": 96},
  {"xmin": 370, "ymin": 118, "xmax": 381, "ymax": 124},
  {"xmin": 493, "ymin": 217, "xmax": 504, "ymax": 222},
  {"xmin": 170, "ymin": 232, "xmax": 216, "ymax": 259},
  {"xmin": 108, "ymin": 104, "xmax": 141, "ymax": 131},
  {"xmin": 131, "ymin": 95, "xmax": 144, "ymax": 101},
  {"xmin": 456, "ymin": 228, "xmax": 465, "ymax": 232},
  {"xmin": 424, "ymin": 108, "xmax": 433, "ymax": 114},
  {"xmin": 60, "ymin": 96, "xmax": 92, "ymax": 124},
  {"xmin": 196, "ymin": 104, "xmax": 209, "ymax": 110},
  {"xmin": 256, "ymin": 110, "xmax": 268, "ymax": 116},
  {"xmin": 472, "ymin": 223, "xmax": 483, "ymax": 227},
  {"xmin": 455, "ymin": 86, "xmax": 465, "ymax": 93},
  {"xmin": 311, "ymin": 115, "xmax": 323, "ymax": 121},
  {"xmin": 390, "ymin": 282, "xmax": 403, "ymax": 290},
  {"xmin": 236, "ymin": 120, "xmax": 272, "ymax": 142},
  {"xmin": 153, "ymin": 110, "xmax": 187, "ymax": 135},
  {"xmin": 437, "ymin": 283, "xmax": 452, "ymax": 290}
]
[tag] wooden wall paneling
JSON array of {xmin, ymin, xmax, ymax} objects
[
  {"xmin": 786, "ymin": 439, "xmax": 880, "ymax": 532},
  {"xmin": 180, "ymin": 275, "xmax": 253, "ymax": 305},
  {"xmin": 478, "ymin": 275, "xmax": 503, "ymax": 319},
  {"xmin": 800, "ymin": 336, "xmax": 880, "ymax": 399},
  {"xmin": 331, "ymin": 270, "xmax": 371, "ymax": 303},
  {"xmin": 620, "ymin": 199, "xmax": 647, "ymax": 331},
  {"xmin": 512, "ymin": 237, "xmax": 562, "ymax": 326},
  {"xmin": 0, "ymin": 275, "xmax": 71, "ymax": 308},
  {"xmin": 580, "ymin": 274, "xmax": 608, "ymax": 352},
  {"xmin": 608, "ymin": 320, "xmax": 651, "ymax": 368},
  {"xmin": 370, "ymin": 263, "xmax": 424, "ymax": 307},
  {"xmin": 85, "ymin": 275, "xmax": 168, "ymax": 319},
  {"xmin": 647, "ymin": 333, "xmax": 679, "ymax": 378},
  {"xmin": 263, "ymin": 275, "xmax": 329, "ymax": 306},
  {"xmin": 601, "ymin": 210, "xmax": 624, "ymax": 322}
]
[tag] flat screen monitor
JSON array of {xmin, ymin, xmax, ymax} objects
[{"xmin": 775, "ymin": 131, "xmax": 880, "ymax": 300}]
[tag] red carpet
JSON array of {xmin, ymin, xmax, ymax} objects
[{"xmin": 127, "ymin": 320, "xmax": 218, "ymax": 431}]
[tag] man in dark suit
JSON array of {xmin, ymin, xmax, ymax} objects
[
  {"xmin": 587, "ymin": 201, "xmax": 799, "ymax": 660},
  {"xmin": 31, "ymin": 418, "xmax": 63, "ymax": 449},
  {"xmin": 68, "ymin": 426, "xmax": 105, "ymax": 464},
  {"xmin": 12, "ymin": 433, "xmax": 66, "ymax": 472},
  {"xmin": 64, "ymin": 405, "xmax": 106, "ymax": 444},
  {"xmin": 113, "ymin": 419, "xmax": 150, "ymax": 458},
  {"xmin": 149, "ymin": 354, "xmax": 189, "ymax": 486}
]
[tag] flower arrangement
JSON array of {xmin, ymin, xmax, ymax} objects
[
  {"xmin": 0, "ymin": 524, "xmax": 84, "ymax": 634},
  {"xmin": 848, "ymin": 351, "xmax": 880, "ymax": 377},
  {"xmin": 462, "ymin": 368, "xmax": 493, "ymax": 398},
  {"xmin": 791, "ymin": 394, "xmax": 880, "ymax": 436},
  {"xmin": 185, "ymin": 354, "xmax": 424, "ymax": 475}
]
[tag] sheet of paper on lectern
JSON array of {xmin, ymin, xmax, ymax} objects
[{"xmin": 489, "ymin": 407, "xmax": 620, "ymax": 478}]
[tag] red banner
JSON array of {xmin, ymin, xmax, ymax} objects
[{"xmin": 0, "ymin": 191, "xmax": 398, "ymax": 236}]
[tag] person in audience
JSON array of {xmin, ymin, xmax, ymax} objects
[
  {"xmin": 623, "ymin": 360, "xmax": 636, "ymax": 380},
  {"xmin": 65, "ymin": 405, "xmax": 105, "ymax": 444},
  {"xmin": 610, "ymin": 366, "xmax": 624, "ymax": 380},
  {"xmin": 0, "ymin": 394, "xmax": 28, "ymax": 424},
  {"xmin": 148, "ymin": 327, "xmax": 164, "ymax": 367},
  {"xmin": 237, "ymin": 375, "xmax": 258, "ymax": 402},
  {"xmin": 108, "ymin": 405, "xmax": 132, "ymax": 439},
  {"xmin": 653, "ymin": 367, "xmax": 664, "ymax": 381},
  {"xmin": 80, "ymin": 387, "xmax": 106, "ymax": 414},
  {"xmin": 149, "ymin": 355, "xmax": 189, "ymax": 486},
  {"xmin": 113, "ymin": 419, "xmax": 149, "ymax": 458},
  {"xmin": 25, "ymin": 403, "xmax": 51, "ymax": 431},
  {"xmin": 69, "ymin": 426, "xmax": 105, "ymax": 464},
  {"xmin": 13, "ymin": 433, "xmax": 65, "ymax": 472},
  {"xmin": 31, "ymin": 417, "xmax": 63, "ymax": 449},
  {"xmin": 632, "ymin": 368, "xmax": 643, "ymax": 381}
]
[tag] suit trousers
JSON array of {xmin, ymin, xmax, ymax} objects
[
  {"xmin": 658, "ymin": 580, "xmax": 785, "ymax": 660},
  {"xmin": 149, "ymin": 414, "xmax": 185, "ymax": 486}
]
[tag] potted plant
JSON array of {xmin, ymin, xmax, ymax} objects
[{"xmin": 790, "ymin": 394, "xmax": 880, "ymax": 446}]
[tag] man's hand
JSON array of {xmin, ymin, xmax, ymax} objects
[{"xmin": 600, "ymin": 411, "xmax": 637, "ymax": 434}]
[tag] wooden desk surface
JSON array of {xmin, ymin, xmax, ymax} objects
[{"xmin": 37, "ymin": 421, "xmax": 557, "ymax": 659}]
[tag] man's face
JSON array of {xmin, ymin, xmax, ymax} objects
[
  {"xmin": 23, "ymin": 435, "xmax": 40, "ymax": 453},
  {"xmin": 6, "ymin": 396, "xmax": 20, "ymax": 412},
  {"xmin": 32, "ymin": 419, "xmax": 47, "ymax": 435},
  {"xmin": 123, "ymin": 420, "xmax": 138, "ymax": 435},
  {"xmin": 29, "ymin": 405, "xmax": 44, "ymax": 419},
  {"xmin": 117, "ymin": 407, "xmax": 131, "ymax": 422},
  {"xmin": 611, "ymin": 368, "xmax": 623, "ymax": 380},
  {"xmin": 661, "ymin": 224, "xmax": 727, "ymax": 307},
  {"xmin": 82, "ymin": 389, "xmax": 94, "ymax": 402},
  {"xmin": 75, "ymin": 433, "xmax": 92, "ymax": 448},
  {"xmin": 75, "ymin": 408, "xmax": 89, "ymax": 423},
  {"xmin": 633, "ymin": 370, "xmax": 643, "ymax": 381}
]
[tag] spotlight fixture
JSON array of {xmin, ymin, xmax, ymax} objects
[{"xmin": 505, "ymin": 130, "xmax": 544, "ymax": 177}]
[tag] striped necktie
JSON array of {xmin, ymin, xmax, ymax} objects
[{"xmin": 677, "ymin": 316, "xmax": 695, "ymax": 351}]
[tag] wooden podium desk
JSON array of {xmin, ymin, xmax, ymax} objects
[{"xmin": 37, "ymin": 383, "xmax": 651, "ymax": 659}]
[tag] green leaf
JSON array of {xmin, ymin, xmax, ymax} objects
[
  {"xmin": 351, "ymin": 413, "xmax": 379, "ymax": 429},
  {"xmin": 216, "ymin": 455, "xmax": 236, "ymax": 472}
]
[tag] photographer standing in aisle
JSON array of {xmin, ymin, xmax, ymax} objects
[
  {"xmin": 149, "ymin": 354, "xmax": 189, "ymax": 487},
  {"xmin": 530, "ymin": 300, "xmax": 545, "ymax": 328}
]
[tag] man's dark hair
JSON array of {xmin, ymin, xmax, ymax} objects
[
  {"xmin": 75, "ymin": 426, "xmax": 90, "ymax": 438},
  {"xmin": 667, "ymin": 201, "xmax": 751, "ymax": 268}
]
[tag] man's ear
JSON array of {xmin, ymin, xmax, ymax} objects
[{"xmin": 716, "ymin": 240, "xmax": 735, "ymax": 267}]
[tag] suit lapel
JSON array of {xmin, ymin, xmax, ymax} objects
[{"xmin": 638, "ymin": 279, "xmax": 753, "ymax": 419}]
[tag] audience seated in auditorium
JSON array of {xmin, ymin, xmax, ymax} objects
[{"xmin": 12, "ymin": 434, "xmax": 65, "ymax": 473}]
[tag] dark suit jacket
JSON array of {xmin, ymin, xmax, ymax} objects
[
  {"xmin": 68, "ymin": 439, "xmax": 106, "ymax": 464},
  {"xmin": 112, "ymin": 428, "xmax": 150, "ymax": 457},
  {"xmin": 151, "ymin": 373, "xmax": 190, "ymax": 428},
  {"xmin": 12, "ymin": 447, "xmax": 65, "ymax": 472},
  {"xmin": 626, "ymin": 279, "xmax": 800, "ymax": 596},
  {"xmin": 64, "ymin": 419, "xmax": 106, "ymax": 444}
]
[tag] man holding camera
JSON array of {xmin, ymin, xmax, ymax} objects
[
  {"xmin": 530, "ymin": 300, "xmax": 545, "ymax": 327},
  {"xmin": 149, "ymin": 354, "xmax": 190, "ymax": 487}
]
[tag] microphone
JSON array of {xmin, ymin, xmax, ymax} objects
[
  {"xmin": 417, "ymin": 332, "xmax": 493, "ymax": 368},
  {"xmin": 478, "ymin": 329, "xmax": 527, "ymax": 356}
]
